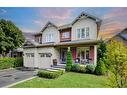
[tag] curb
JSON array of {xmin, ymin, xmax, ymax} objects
[{"xmin": 3, "ymin": 76, "xmax": 37, "ymax": 88}]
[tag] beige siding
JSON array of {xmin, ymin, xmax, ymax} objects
[
  {"xmin": 23, "ymin": 47, "xmax": 60, "ymax": 68},
  {"xmin": 72, "ymin": 18, "xmax": 97, "ymax": 41}
]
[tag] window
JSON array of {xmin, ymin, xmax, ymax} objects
[
  {"xmin": 77, "ymin": 27, "xmax": 90, "ymax": 39},
  {"xmin": 26, "ymin": 53, "xmax": 34, "ymax": 57},
  {"xmin": 38, "ymin": 37, "xmax": 42, "ymax": 44},
  {"xmin": 45, "ymin": 33, "xmax": 54, "ymax": 42},
  {"xmin": 62, "ymin": 32, "xmax": 70, "ymax": 38},
  {"xmin": 81, "ymin": 28, "xmax": 85, "ymax": 38},
  {"xmin": 77, "ymin": 29, "xmax": 80, "ymax": 38},
  {"xmin": 86, "ymin": 27, "xmax": 89, "ymax": 38}
]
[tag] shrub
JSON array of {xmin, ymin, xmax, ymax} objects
[
  {"xmin": 95, "ymin": 58, "xmax": 106, "ymax": 75},
  {"xmin": 85, "ymin": 64, "xmax": 95, "ymax": 74},
  {"xmin": 13, "ymin": 57, "xmax": 23, "ymax": 67},
  {"xmin": 71, "ymin": 64, "xmax": 86, "ymax": 73},
  {"xmin": 79, "ymin": 65, "xmax": 86, "ymax": 73},
  {"xmin": 0, "ymin": 58, "xmax": 14, "ymax": 69},
  {"xmin": 71, "ymin": 64, "xmax": 80, "ymax": 72},
  {"xmin": 37, "ymin": 69, "xmax": 64, "ymax": 79},
  {"xmin": 66, "ymin": 49, "xmax": 73, "ymax": 71},
  {"xmin": 0, "ymin": 57, "xmax": 23, "ymax": 70}
]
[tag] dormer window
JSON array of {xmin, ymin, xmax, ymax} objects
[{"xmin": 77, "ymin": 27, "xmax": 90, "ymax": 39}]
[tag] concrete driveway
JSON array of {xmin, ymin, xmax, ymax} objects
[{"xmin": 0, "ymin": 69, "xmax": 37, "ymax": 87}]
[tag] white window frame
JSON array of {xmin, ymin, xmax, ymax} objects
[
  {"xmin": 45, "ymin": 33, "xmax": 54, "ymax": 42},
  {"xmin": 76, "ymin": 27, "xmax": 90, "ymax": 39}
]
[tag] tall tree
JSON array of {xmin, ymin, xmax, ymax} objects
[
  {"xmin": 97, "ymin": 39, "xmax": 107, "ymax": 61},
  {"xmin": 95, "ymin": 39, "xmax": 107, "ymax": 75},
  {"xmin": 0, "ymin": 19, "xmax": 25, "ymax": 56},
  {"xmin": 66, "ymin": 47, "xmax": 73, "ymax": 71}
]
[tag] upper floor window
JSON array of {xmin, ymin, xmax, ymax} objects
[
  {"xmin": 77, "ymin": 27, "xmax": 90, "ymax": 39},
  {"xmin": 62, "ymin": 32, "xmax": 70, "ymax": 39},
  {"xmin": 38, "ymin": 37, "xmax": 42, "ymax": 44},
  {"xmin": 86, "ymin": 27, "xmax": 89, "ymax": 38},
  {"xmin": 45, "ymin": 33, "xmax": 54, "ymax": 42}
]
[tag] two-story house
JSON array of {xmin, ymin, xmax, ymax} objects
[{"xmin": 23, "ymin": 12, "xmax": 102, "ymax": 68}]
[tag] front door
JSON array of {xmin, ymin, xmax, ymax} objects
[{"xmin": 60, "ymin": 48, "xmax": 67, "ymax": 64}]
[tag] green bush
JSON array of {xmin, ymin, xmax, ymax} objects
[
  {"xmin": 0, "ymin": 57, "xmax": 23, "ymax": 70},
  {"xmin": 66, "ymin": 49, "xmax": 73, "ymax": 71},
  {"xmin": 13, "ymin": 57, "xmax": 23, "ymax": 67},
  {"xmin": 71, "ymin": 64, "xmax": 80, "ymax": 72},
  {"xmin": 37, "ymin": 69, "xmax": 64, "ymax": 79},
  {"xmin": 0, "ymin": 58, "xmax": 14, "ymax": 69},
  {"xmin": 95, "ymin": 58, "xmax": 106, "ymax": 75},
  {"xmin": 71, "ymin": 64, "xmax": 86, "ymax": 73},
  {"xmin": 79, "ymin": 65, "xmax": 86, "ymax": 73},
  {"xmin": 85, "ymin": 64, "xmax": 95, "ymax": 74}
]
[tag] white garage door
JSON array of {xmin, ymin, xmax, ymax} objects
[
  {"xmin": 38, "ymin": 53, "xmax": 52, "ymax": 68},
  {"xmin": 24, "ymin": 53, "xmax": 34, "ymax": 67}
]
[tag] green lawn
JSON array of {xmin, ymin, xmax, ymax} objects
[{"xmin": 11, "ymin": 72, "xmax": 109, "ymax": 88}]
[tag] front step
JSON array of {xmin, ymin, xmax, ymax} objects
[
  {"xmin": 52, "ymin": 64, "xmax": 66, "ymax": 69},
  {"xmin": 44, "ymin": 64, "xmax": 66, "ymax": 71}
]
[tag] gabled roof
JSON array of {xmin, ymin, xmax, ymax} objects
[
  {"xmin": 34, "ymin": 12, "xmax": 102, "ymax": 37},
  {"xmin": 107, "ymin": 28, "xmax": 127, "ymax": 42},
  {"xmin": 41, "ymin": 21, "xmax": 58, "ymax": 32},
  {"xmin": 72, "ymin": 12, "xmax": 102, "ymax": 25}
]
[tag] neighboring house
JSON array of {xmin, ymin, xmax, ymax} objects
[
  {"xmin": 23, "ymin": 12, "xmax": 102, "ymax": 69},
  {"xmin": 107, "ymin": 28, "xmax": 127, "ymax": 45}
]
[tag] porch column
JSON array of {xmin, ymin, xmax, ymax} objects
[{"xmin": 94, "ymin": 45, "xmax": 97, "ymax": 65}]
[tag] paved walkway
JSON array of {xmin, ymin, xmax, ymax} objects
[{"xmin": 0, "ymin": 69, "xmax": 37, "ymax": 87}]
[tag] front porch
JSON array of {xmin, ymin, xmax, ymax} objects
[{"xmin": 58, "ymin": 45, "xmax": 97, "ymax": 65}]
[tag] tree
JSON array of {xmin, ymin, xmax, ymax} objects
[
  {"xmin": 97, "ymin": 39, "xmax": 107, "ymax": 62},
  {"xmin": 95, "ymin": 39, "xmax": 107, "ymax": 75},
  {"xmin": 66, "ymin": 47, "xmax": 73, "ymax": 71},
  {"xmin": 0, "ymin": 19, "xmax": 25, "ymax": 57},
  {"xmin": 106, "ymin": 40, "xmax": 127, "ymax": 88},
  {"xmin": 95, "ymin": 58, "xmax": 106, "ymax": 75}
]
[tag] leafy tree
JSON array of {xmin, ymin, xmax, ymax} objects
[
  {"xmin": 0, "ymin": 19, "xmax": 25, "ymax": 57},
  {"xmin": 106, "ymin": 40, "xmax": 127, "ymax": 88},
  {"xmin": 66, "ymin": 47, "xmax": 73, "ymax": 71}
]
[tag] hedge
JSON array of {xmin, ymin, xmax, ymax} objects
[
  {"xmin": 37, "ymin": 69, "xmax": 64, "ymax": 79},
  {"xmin": 0, "ymin": 57, "xmax": 23, "ymax": 70}
]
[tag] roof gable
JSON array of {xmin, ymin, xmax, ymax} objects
[
  {"xmin": 41, "ymin": 21, "xmax": 58, "ymax": 32},
  {"xmin": 72, "ymin": 12, "xmax": 101, "ymax": 25}
]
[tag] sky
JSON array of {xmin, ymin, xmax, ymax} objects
[{"xmin": 0, "ymin": 7, "xmax": 127, "ymax": 39}]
